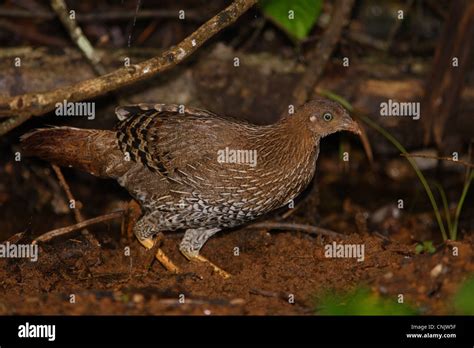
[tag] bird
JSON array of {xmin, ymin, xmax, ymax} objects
[{"xmin": 21, "ymin": 98, "xmax": 361, "ymax": 278}]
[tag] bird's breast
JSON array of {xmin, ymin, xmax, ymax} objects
[{"xmin": 120, "ymin": 142, "xmax": 319, "ymax": 230}]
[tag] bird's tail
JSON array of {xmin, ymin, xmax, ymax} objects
[{"xmin": 20, "ymin": 127, "xmax": 127, "ymax": 178}]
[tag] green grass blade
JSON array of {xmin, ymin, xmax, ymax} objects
[
  {"xmin": 318, "ymin": 90, "xmax": 448, "ymax": 240},
  {"xmin": 358, "ymin": 115, "xmax": 447, "ymax": 240},
  {"xmin": 433, "ymin": 182, "xmax": 453, "ymax": 234},
  {"xmin": 452, "ymin": 171, "xmax": 474, "ymax": 240}
]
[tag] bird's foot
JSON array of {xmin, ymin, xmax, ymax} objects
[
  {"xmin": 193, "ymin": 254, "xmax": 232, "ymax": 279},
  {"xmin": 179, "ymin": 227, "xmax": 230, "ymax": 278},
  {"xmin": 139, "ymin": 237, "xmax": 180, "ymax": 274},
  {"xmin": 180, "ymin": 248, "xmax": 231, "ymax": 279}
]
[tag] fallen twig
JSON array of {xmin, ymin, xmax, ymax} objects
[
  {"xmin": 32, "ymin": 210, "xmax": 124, "ymax": 244},
  {"xmin": 51, "ymin": 165, "xmax": 83, "ymax": 224},
  {"xmin": 0, "ymin": 0, "xmax": 257, "ymax": 135},
  {"xmin": 51, "ymin": 164, "xmax": 100, "ymax": 247},
  {"xmin": 249, "ymin": 222, "xmax": 347, "ymax": 239},
  {"xmin": 401, "ymin": 153, "xmax": 474, "ymax": 168}
]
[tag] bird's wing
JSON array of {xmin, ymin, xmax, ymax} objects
[{"xmin": 115, "ymin": 104, "xmax": 245, "ymax": 182}]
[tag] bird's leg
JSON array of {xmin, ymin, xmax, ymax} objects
[
  {"xmin": 122, "ymin": 199, "xmax": 141, "ymax": 243},
  {"xmin": 134, "ymin": 214, "xmax": 180, "ymax": 274},
  {"xmin": 179, "ymin": 228, "xmax": 230, "ymax": 279}
]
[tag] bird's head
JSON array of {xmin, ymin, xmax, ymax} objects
[{"xmin": 295, "ymin": 98, "xmax": 361, "ymax": 139}]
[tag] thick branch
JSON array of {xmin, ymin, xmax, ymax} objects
[{"xmin": 0, "ymin": 0, "xmax": 257, "ymax": 134}]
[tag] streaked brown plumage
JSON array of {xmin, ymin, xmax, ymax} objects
[{"xmin": 21, "ymin": 98, "xmax": 360, "ymax": 277}]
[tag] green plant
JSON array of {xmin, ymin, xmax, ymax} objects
[
  {"xmin": 319, "ymin": 89, "xmax": 473, "ymax": 241},
  {"xmin": 434, "ymin": 183, "xmax": 453, "ymax": 234},
  {"xmin": 260, "ymin": 0, "xmax": 323, "ymax": 41},
  {"xmin": 451, "ymin": 171, "xmax": 473, "ymax": 240},
  {"xmin": 315, "ymin": 287, "xmax": 417, "ymax": 315},
  {"xmin": 415, "ymin": 241, "xmax": 436, "ymax": 254},
  {"xmin": 453, "ymin": 276, "xmax": 474, "ymax": 315}
]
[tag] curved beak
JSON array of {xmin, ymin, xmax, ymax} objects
[
  {"xmin": 345, "ymin": 120, "xmax": 362, "ymax": 135},
  {"xmin": 342, "ymin": 112, "xmax": 362, "ymax": 135}
]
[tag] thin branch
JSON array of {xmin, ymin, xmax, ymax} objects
[
  {"xmin": 50, "ymin": 0, "xmax": 106, "ymax": 75},
  {"xmin": 51, "ymin": 164, "xmax": 100, "ymax": 247},
  {"xmin": 51, "ymin": 165, "xmax": 83, "ymax": 224},
  {"xmin": 249, "ymin": 222, "xmax": 347, "ymax": 239},
  {"xmin": 292, "ymin": 0, "xmax": 355, "ymax": 106},
  {"xmin": 0, "ymin": 0, "xmax": 257, "ymax": 134},
  {"xmin": 400, "ymin": 153, "xmax": 474, "ymax": 168},
  {"xmin": 32, "ymin": 210, "xmax": 124, "ymax": 244},
  {"xmin": 0, "ymin": 7, "xmax": 204, "ymax": 22}
]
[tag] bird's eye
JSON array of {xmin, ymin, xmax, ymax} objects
[{"xmin": 323, "ymin": 112, "xmax": 333, "ymax": 122}]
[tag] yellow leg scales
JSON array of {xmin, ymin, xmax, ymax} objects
[{"xmin": 139, "ymin": 238, "xmax": 180, "ymax": 274}]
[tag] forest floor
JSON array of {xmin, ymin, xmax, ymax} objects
[{"xmin": 1, "ymin": 151, "xmax": 472, "ymax": 315}]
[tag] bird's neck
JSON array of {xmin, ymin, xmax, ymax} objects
[
  {"xmin": 252, "ymin": 114, "xmax": 319, "ymax": 179},
  {"xmin": 257, "ymin": 114, "xmax": 319, "ymax": 161}
]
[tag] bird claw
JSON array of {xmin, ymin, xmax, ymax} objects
[
  {"xmin": 155, "ymin": 247, "xmax": 180, "ymax": 274},
  {"xmin": 190, "ymin": 254, "xmax": 231, "ymax": 279},
  {"xmin": 138, "ymin": 237, "xmax": 181, "ymax": 274}
]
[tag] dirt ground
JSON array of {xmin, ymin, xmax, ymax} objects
[
  {"xmin": 0, "ymin": 228, "xmax": 472, "ymax": 315},
  {"xmin": 1, "ymin": 151, "xmax": 472, "ymax": 315}
]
